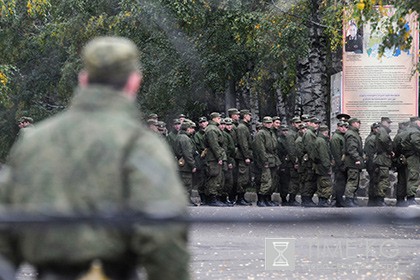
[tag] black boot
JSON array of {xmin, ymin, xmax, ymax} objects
[
  {"xmin": 236, "ymin": 193, "xmax": 252, "ymax": 206},
  {"xmin": 376, "ymin": 197, "xmax": 386, "ymax": 207},
  {"xmin": 407, "ymin": 196, "xmax": 418, "ymax": 205},
  {"xmin": 396, "ymin": 197, "xmax": 408, "ymax": 207},
  {"xmin": 301, "ymin": 196, "xmax": 317, "ymax": 207},
  {"xmin": 343, "ymin": 197, "xmax": 357, "ymax": 207},
  {"xmin": 288, "ymin": 194, "xmax": 300, "ymax": 207},
  {"xmin": 257, "ymin": 194, "xmax": 268, "ymax": 207},
  {"xmin": 265, "ymin": 195, "xmax": 277, "ymax": 207},
  {"xmin": 318, "ymin": 197, "xmax": 331, "ymax": 207},
  {"xmin": 207, "ymin": 195, "xmax": 228, "ymax": 207},
  {"xmin": 367, "ymin": 196, "xmax": 376, "ymax": 207},
  {"xmin": 219, "ymin": 196, "xmax": 234, "ymax": 207},
  {"xmin": 199, "ymin": 193, "xmax": 207, "ymax": 206}
]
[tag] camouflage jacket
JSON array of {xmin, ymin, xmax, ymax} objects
[
  {"xmin": 254, "ymin": 127, "xmax": 280, "ymax": 168},
  {"xmin": 364, "ymin": 132, "xmax": 377, "ymax": 172},
  {"xmin": 344, "ymin": 126, "xmax": 364, "ymax": 169},
  {"xmin": 236, "ymin": 121, "xmax": 253, "ymax": 160},
  {"xmin": 222, "ymin": 129, "xmax": 236, "ymax": 165},
  {"xmin": 313, "ymin": 134, "xmax": 332, "ymax": 175},
  {"xmin": 175, "ymin": 130, "xmax": 196, "ymax": 172},
  {"xmin": 193, "ymin": 129, "xmax": 206, "ymax": 154},
  {"xmin": 204, "ymin": 121, "xmax": 226, "ymax": 162},
  {"xmin": 373, "ymin": 126, "xmax": 393, "ymax": 167},
  {"xmin": 330, "ymin": 130, "xmax": 345, "ymax": 171},
  {"xmin": 0, "ymin": 85, "xmax": 190, "ymax": 280},
  {"xmin": 166, "ymin": 130, "xmax": 179, "ymax": 153}
]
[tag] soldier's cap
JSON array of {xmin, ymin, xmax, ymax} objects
[
  {"xmin": 348, "ymin": 117, "xmax": 361, "ymax": 124},
  {"xmin": 318, "ymin": 124, "xmax": 329, "ymax": 132},
  {"xmin": 262, "ymin": 116, "xmax": 273, "ymax": 123},
  {"xmin": 82, "ymin": 36, "xmax": 140, "ymax": 84},
  {"xmin": 381, "ymin": 117, "xmax": 392, "ymax": 123},
  {"xmin": 398, "ymin": 121, "xmax": 410, "ymax": 128},
  {"xmin": 298, "ymin": 123, "xmax": 308, "ymax": 129},
  {"xmin": 181, "ymin": 121, "xmax": 192, "ymax": 130},
  {"xmin": 147, "ymin": 119, "xmax": 158, "ymax": 126},
  {"xmin": 18, "ymin": 116, "xmax": 33, "ymax": 123},
  {"xmin": 148, "ymin": 113, "xmax": 158, "ymax": 119},
  {"xmin": 220, "ymin": 118, "xmax": 226, "ymax": 125},
  {"xmin": 371, "ymin": 122, "xmax": 380, "ymax": 129},
  {"xmin": 224, "ymin": 118, "xmax": 233, "ymax": 125},
  {"xmin": 209, "ymin": 112, "xmax": 221, "ymax": 119},
  {"xmin": 336, "ymin": 113, "xmax": 351, "ymax": 121},
  {"xmin": 337, "ymin": 121, "xmax": 349, "ymax": 127},
  {"xmin": 280, "ymin": 125, "xmax": 289, "ymax": 131},
  {"xmin": 272, "ymin": 116, "xmax": 281, "ymax": 122},
  {"xmin": 157, "ymin": 121, "xmax": 166, "ymax": 128},
  {"xmin": 178, "ymin": 114, "xmax": 186, "ymax": 118},
  {"xmin": 308, "ymin": 117, "xmax": 321, "ymax": 124},
  {"xmin": 191, "ymin": 122, "xmax": 197, "ymax": 128},
  {"xmin": 410, "ymin": 116, "xmax": 420, "ymax": 122},
  {"xmin": 291, "ymin": 116, "xmax": 302, "ymax": 123},
  {"xmin": 255, "ymin": 122, "xmax": 263, "ymax": 129},
  {"xmin": 198, "ymin": 116, "xmax": 207, "ymax": 123},
  {"xmin": 173, "ymin": 118, "xmax": 181, "ymax": 125},
  {"xmin": 301, "ymin": 114, "xmax": 312, "ymax": 122},
  {"xmin": 240, "ymin": 109, "xmax": 251, "ymax": 116},
  {"xmin": 227, "ymin": 108, "xmax": 240, "ymax": 115}
]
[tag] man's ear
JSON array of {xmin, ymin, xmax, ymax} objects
[
  {"xmin": 78, "ymin": 71, "xmax": 89, "ymax": 87},
  {"xmin": 123, "ymin": 72, "xmax": 143, "ymax": 100}
]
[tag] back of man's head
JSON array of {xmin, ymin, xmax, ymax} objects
[{"xmin": 82, "ymin": 36, "xmax": 141, "ymax": 88}]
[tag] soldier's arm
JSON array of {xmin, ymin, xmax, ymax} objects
[
  {"xmin": 181, "ymin": 138, "xmax": 196, "ymax": 170},
  {"xmin": 346, "ymin": 135, "xmax": 363, "ymax": 162},
  {"xmin": 237, "ymin": 127, "xmax": 252, "ymax": 159},
  {"xmin": 207, "ymin": 130, "xmax": 226, "ymax": 161}
]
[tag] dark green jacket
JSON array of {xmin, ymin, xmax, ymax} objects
[
  {"xmin": 330, "ymin": 130, "xmax": 345, "ymax": 171},
  {"xmin": 344, "ymin": 126, "xmax": 364, "ymax": 169},
  {"xmin": 175, "ymin": 130, "xmax": 196, "ymax": 172},
  {"xmin": 373, "ymin": 126, "xmax": 393, "ymax": 167},
  {"xmin": 302, "ymin": 126, "xmax": 317, "ymax": 162},
  {"xmin": 222, "ymin": 129, "xmax": 236, "ymax": 165},
  {"xmin": 254, "ymin": 127, "xmax": 280, "ymax": 168},
  {"xmin": 0, "ymin": 85, "xmax": 189, "ymax": 279},
  {"xmin": 193, "ymin": 129, "xmax": 206, "ymax": 154},
  {"xmin": 364, "ymin": 132, "xmax": 377, "ymax": 172},
  {"xmin": 235, "ymin": 120, "xmax": 253, "ymax": 160},
  {"xmin": 314, "ymin": 134, "xmax": 332, "ymax": 175},
  {"xmin": 166, "ymin": 130, "xmax": 178, "ymax": 153},
  {"xmin": 204, "ymin": 121, "xmax": 226, "ymax": 162}
]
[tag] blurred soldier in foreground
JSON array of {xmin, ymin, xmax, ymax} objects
[{"xmin": 0, "ymin": 37, "xmax": 190, "ymax": 280}]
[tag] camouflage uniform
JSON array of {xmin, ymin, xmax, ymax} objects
[
  {"xmin": 192, "ymin": 123, "xmax": 207, "ymax": 199},
  {"xmin": 301, "ymin": 125, "xmax": 318, "ymax": 204},
  {"xmin": 313, "ymin": 129, "xmax": 333, "ymax": 205},
  {"xmin": 0, "ymin": 37, "xmax": 190, "ymax": 280},
  {"xmin": 277, "ymin": 128, "xmax": 292, "ymax": 204},
  {"xmin": 175, "ymin": 125, "xmax": 197, "ymax": 200},
  {"xmin": 364, "ymin": 129, "xmax": 377, "ymax": 204},
  {"xmin": 204, "ymin": 119, "xmax": 227, "ymax": 199},
  {"xmin": 235, "ymin": 119, "xmax": 253, "ymax": 195},
  {"xmin": 343, "ymin": 122, "xmax": 364, "ymax": 205},
  {"xmin": 331, "ymin": 128, "xmax": 347, "ymax": 206},
  {"xmin": 392, "ymin": 124, "xmax": 410, "ymax": 206}
]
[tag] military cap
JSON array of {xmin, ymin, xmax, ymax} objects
[
  {"xmin": 318, "ymin": 124, "xmax": 329, "ymax": 132},
  {"xmin": 82, "ymin": 36, "xmax": 140, "ymax": 84},
  {"xmin": 336, "ymin": 113, "xmax": 351, "ymax": 121},
  {"xmin": 280, "ymin": 125, "xmax": 289, "ymax": 131},
  {"xmin": 209, "ymin": 112, "xmax": 221, "ymax": 119},
  {"xmin": 18, "ymin": 116, "xmax": 33, "ymax": 123},
  {"xmin": 301, "ymin": 114, "xmax": 311, "ymax": 122},
  {"xmin": 348, "ymin": 117, "xmax": 361, "ymax": 124},
  {"xmin": 147, "ymin": 119, "xmax": 158, "ymax": 126},
  {"xmin": 255, "ymin": 122, "xmax": 263, "ymax": 130},
  {"xmin": 272, "ymin": 116, "xmax": 281, "ymax": 122},
  {"xmin": 381, "ymin": 117, "xmax": 392, "ymax": 123},
  {"xmin": 180, "ymin": 121, "xmax": 192, "ymax": 130},
  {"xmin": 298, "ymin": 123, "xmax": 308, "ymax": 129},
  {"xmin": 190, "ymin": 122, "xmax": 197, "ymax": 128},
  {"xmin": 371, "ymin": 122, "xmax": 380, "ymax": 129},
  {"xmin": 224, "ymin": 118, "xmax": 233, "ymax": 125},
  {"xmin": 291, "ymin": 116, "xmax": 302, "ymax": 123},
  {"xmin": 173, "ymin": 118, "xmax": 181, "ymax": 125},
  {"xmin": 148, "ymin": 113, "xmax": 158, "ymax": 119},
  {"xmin": 227, "ymin": 108, "xmax": 240, "ymax": 115},
  {"xmin": 198, "ymin": 116, "xmax": 207, "ymax": 123},
  {"xmin": 308, "ymin": 117, "xmax": 321, "ymax": 124},
  {"xmin": 157, "ymin": 121, "xmax": 166, "ymax": 128},
  {"xmin": 240, "ymin": 109, "xmax": 251, "ymax": 116},
  {"xmin": 262, "ymin": 116, "xmax": 273, "ymax": 123},
  {"xmin": 220, "ymin": 118, "xmax": 226, "ymax": 125},
  {"xmin": 178, "ymin": 114, "xmax": 186, "ymax": 118},
  {"xmin": 337, "ymin": 121, "xmax": 349, "ymax": 127},
  {"xmin": 410, "ymin": 116, "xmax": 420, "ymax": 122}
]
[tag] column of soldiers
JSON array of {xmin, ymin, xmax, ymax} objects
[{"xmin": 146, "ymin": 111, "xmax": 419, "ymax": 207}]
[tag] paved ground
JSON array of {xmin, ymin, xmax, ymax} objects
[{"xmin": 189, "ymin": 206, "xmax": 420, "ymax": 280}]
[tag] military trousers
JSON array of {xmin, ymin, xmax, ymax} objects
[
  {"xmin": 224, "ymin": 165, "xmax": 234, "ymax": 197},
  {"xmin": 406, "ymin": 155, "xmax": 420, "ymax": 197},
  {"xmin": 333, "ymin": 169, "xmax": 347, "ymax": 201},
  {"xmin": 204, "ymin": 161, "xmax": 224, "ymax": 196},
  {"xmin": 179, "ymin": 171, "xmax": 193, "ymax": 194},
  {"xmin": 277, "ymin": 167, "xmax": 291, "ymax": 197},
  {"xmin": 366, "ymin": 167, "xmax": 376, "ymax": 199},
  {"xmin": 301, "ymin": 164, "xmax": 317, "ymax": 197},
  {"xmin": 395, "ymin": 165, "xmax": 407, "ymax": 198},
  {"xmin": 258, "ymin": 166, "xmax": 277, "ymax": 195},
  {"xmin": 344, "ymin": 168, "xmax": 360, "ymax": 197},
  {"xmin": 288, "ymin": 167, "xmax": 300, "ymax": 195},
  {"xmin": 316, "ymin": 174, "xmax": 333, "ymax": 199},
  {"xmin": 193, "ymin": 168, "xmax": 206, "ymax": 195},
  {"xmin": 236, "ymin": 160, "xmax": 251, "ymax": 194},
  {"xmin": 373, "ymin": 166, "xmax": 390, "ymax": 198}
]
